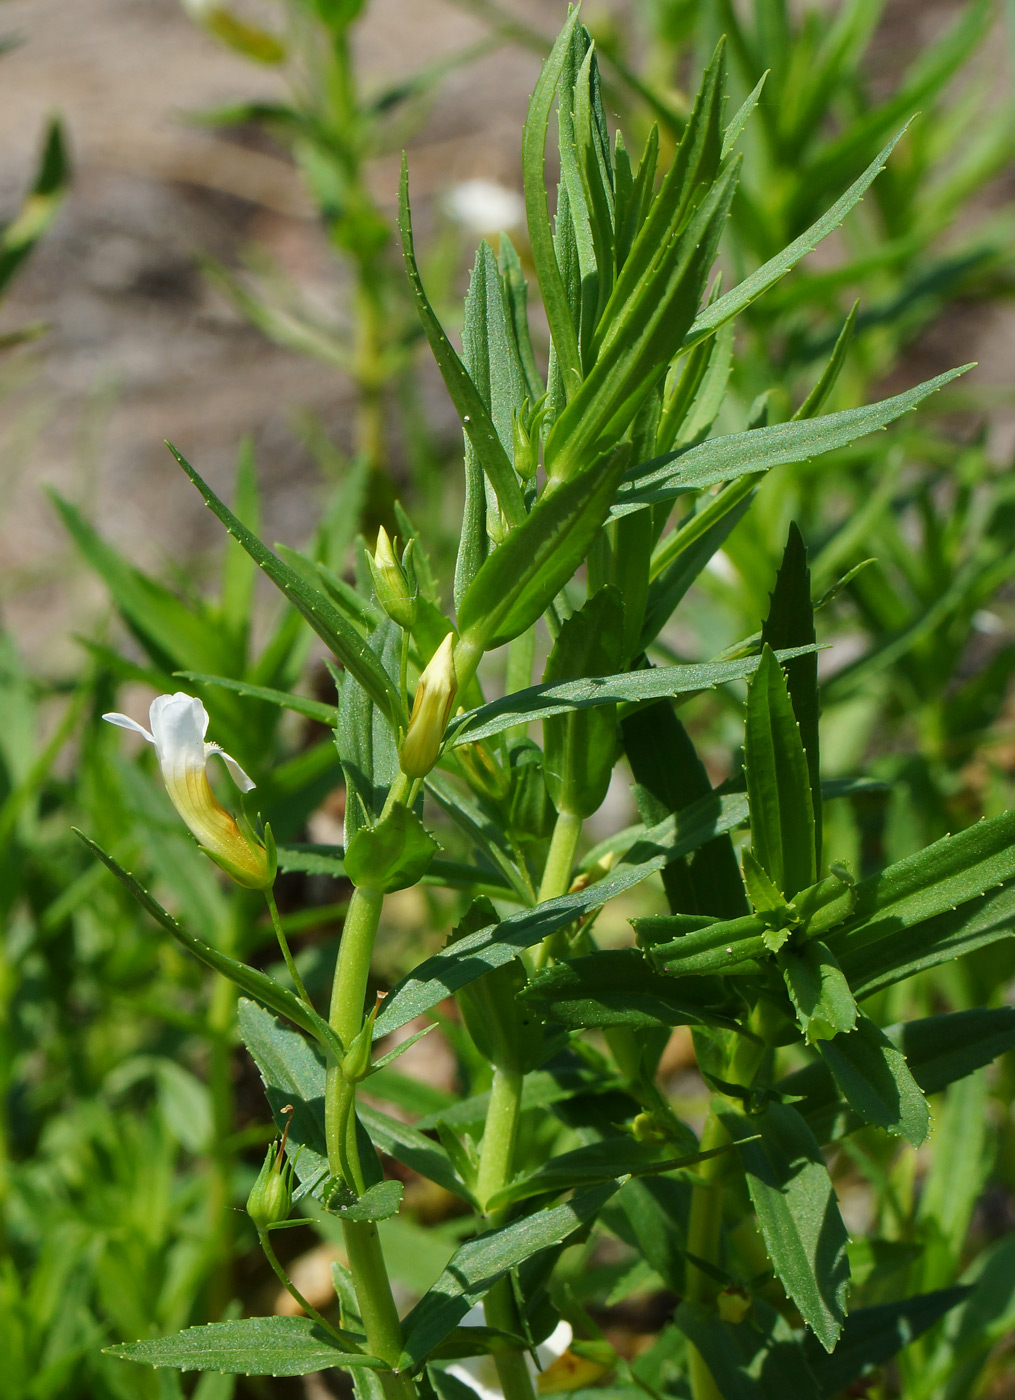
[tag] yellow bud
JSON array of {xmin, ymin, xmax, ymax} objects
[{"xmin": 400, "ymin": 634, "xmax": 458, "ymax": 778}]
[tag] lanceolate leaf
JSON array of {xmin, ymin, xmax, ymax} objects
[
  {"xmin": 719, "ymin": 1104, "xmax": 850, "ymax": 1352},
  {"xmin": 816, "ymin": 1014, "xmax": 929, "ymax": 1146},
  {"xmin": 398, "ymin": 1181, "xmax": 620, "ymax": 1369},
  {"xmin": 451, "ymin": 645, "xmax": 819, "ymax": 746},
  {"xmin": 520, "ymin": 948, "xmax": 739, "ymax": 1032},
  {"xmin": 804, "ymin": 1289, "xmax": 969, "ymax": 1399},
  {"xmin": 169, "ymin": 445, "xmax": 399, "ymax": 722},
  {"xmin": 457, "ymin": 446, "xmax": 630, "ymax": 654},
  {"xmin": 677, "ymin": 124, "xmax": 913, "ymax": 355},
  {"xmin": 374, "ymin": 790, "xmax": 751, "ymax": 1037},
  {"xmin": 827, "ymin": 809, "xmax": 1015, "ymax": 962},
  {"xmin": 745, "ymin": 645, "xmax": 816, "ymax": 899},
  {"xmin": 398, "ymin": 165, "xmax": 525, "ymax": 529},
  {"xmin": 78, "ymin": 833, "xmax": 345, "ymax": 1063},
  {"xmin": 238, "ymin": 1000, "xmax": 471, "ymax": 1203},
  {"xmin": 104, "ymin": 1318, "xmax": 378, "ymax": 1375},
  {"xmin": 611, "ymin": 366, "xmax": 973, "ymax": 517},
  {"xmin": 521, "ymin": 6, "xmax": 584, "ymax": 400},
  {"xmin": 178, "ymin": 671, "xmax": 337, "ymax": 724}
]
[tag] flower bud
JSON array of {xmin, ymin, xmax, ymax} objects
[
  {"xmin": 367, "ymin": 526, "xmax": 417, "ymax": 630},
  {"xmin": 400, "ymin": 633, "xmax": 458, "ymax": 778},
  {"xmin": 247, "ymin": 1135, "xmax": 296, "ymax": 1229}
]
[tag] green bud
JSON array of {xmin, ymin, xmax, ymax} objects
[
  {"xmin": 367, "ymin": 525, "xmax": 417, "ymax": 630},
  {"xmin": 342, "ymin": 998, "xmax": 380, "ymax": 1083},
  {"xmin": 507, "ymin": 740, "xmax": 555, "ymax": 842},
  {"xmin": 247, "ymin": 1133, "xmax": 297, "ymax": 1229},
  {"xmin": 400, "ymin": 634, "xmax": 458, "ymax": 778}
]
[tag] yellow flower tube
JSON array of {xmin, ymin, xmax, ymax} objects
[{"xmin": 103, "ymin": 692, "xmax": 273, "ymax": 889}]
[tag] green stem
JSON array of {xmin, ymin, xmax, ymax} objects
[
  {"xmin": 258, "ymin": 1226, "xmax": 354, "ymax": 1347},
  {"xmin": 477, "ymin": 1067, "xmax": 537, "ymax": 1400},
  {"xmin": 685, "ymin": 1110, "xmax": 730, "ymax": 1400},
  {"xmin": 325, "ymin": 883, "xmax": 415, "ymax": 1398},
  {"xmin": 532, "ymin": 808, "xmax": 584, "ymax": 969},
  {"xmin": 266, "ymin": 887, "xmax": 312, "ymax": 1005},
  {"xmin": 205, "ymin": 962, "xmax": 238, "ymax": 1318}
]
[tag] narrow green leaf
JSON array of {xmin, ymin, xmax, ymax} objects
[
  {"xmin": 457, "ymin": 445, "xmax": 630, "ymax": 654},
  {"xmin": 792, "ymin": 302, "xmax": 858, "ymax": 421},
  {"xmin": 104, "ymin": 1318, "xmax": 378, "ymax": 1375},
  {"xmin": 745, "ymin": 645, "xmax": 816, "ymax": 899},
  {"xmin": 490, "ymin": 1138, "xmax": 737, "ymax": 1211},
  {"xmin": 761, "ymin": 524, "xmax": 820, "ymax": 861},
  {"xmin": 804, "ymin": 1289, "xmax": 969, "ymax": 1399},
  {"xmin": 721, "ymin": 70, "xmax": 769, "ymax": 160},
  {"xmin": 521, "ymin": 6, "xmax": 584, "ymax": 399},
  {"xmin": 780, "ymin": 940, "xmax": 856, "ymax": 1043},
  {"xmin": 398, "ymin": 1182, "xmax": 620, "ymax": 1369},
  {"xmin": 374, "ymin": 790, "xmax": 751, "ymax": 1037},
  {"xmin": 674, "ymin": 1298, "xmax": 820, "ymax": 1400},
  {"xmin": 398, "ymin": 166, "xmax": 525, "ymax": 530},
  {"xmin": 827, "ymin": 808, "xmax": 1015, "ymax": 969},
  {"xmin": 0, "ymin": 117, "xmax": 70, "ymax": 292},
  {"xmin": 719, "ymin": 1104, "xmax": 850, "ymax": 1352},
  {"xmin": 177, "ymin": 672, "xmax": 336, "ymax": 724},
  {"xmin": 452, "ymin": 645, "xmax": 818, "ymax": 746},
  {"xmin": 816, "ymin": 1013, "xmax": 929, "ymax": 1146},
  {"xmin": 520, "ymin": 948, "xmax": 739, "ymax": 1032},
  {"xmin": 78, "ymin": 833, "xmax": 345, "ymax": 1062},
  {"xmin": 613, "ymin": 365, "xmax": 973, "ymax": 515},
  {"xmin": 238, "ymin": 1000, "xmax": 471, "ymax": 1203},
  {"xmin": 678, "ymin": 124, "xmax": 913, "ymax": 355},
  {"xmin": 168, "ymin": 444, "xmax": 399, "ymax": 721}
]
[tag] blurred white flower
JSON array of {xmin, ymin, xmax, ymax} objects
[
  {"xmin": 103, "ymin": 692, "xmax": 273, "ymax": 889},
  {"xmin": 443, "ymin": 179, "xmax": 526, "ymax": 236},
  {"xmin": 442, "ymin": 1307, "xmax": 573, "ymax": 1400}
]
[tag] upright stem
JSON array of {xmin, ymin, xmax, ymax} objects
[
  {"xmin": 533, "ymin": 808, "xmax": 584, "ymax": 969},
  {"xmin": 685, "ymin": 1110, "xmax": 729, "ymax": 1400},
  {"xmin": 325, "ymin": 883, "xmax": 415, "ymax": 1399},
  {"xmin": 477, "ymin": 1067, "xmax": 537, "ymax": 1400}
]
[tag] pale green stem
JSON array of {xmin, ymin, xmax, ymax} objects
[
  {"xmin": 265, "ymin": 886, "xmax": 312, "ymax": 1005},
  {"xmin": 325, "ymin": 882, "xmax": 416, "ymax": 1398},
  {"xmin": 504, "ymin": 630, "xmax": 536, "ymax": 747},
  {"xmin": 685, "ymin": 1111, "xmax": 730, "ymax": 1400},
  {"xmin": 258, "ymin": 1226, "xmax": 354, "ymax": 1347},
  {"xmin": 477, "ymin": 1067, "xmax": 537, "ymax": 1400},
  {"xmin": 532, "ymin": 808, "xmax": 584, "ymax": 969}
]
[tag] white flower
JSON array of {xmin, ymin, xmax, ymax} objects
[
  {"xmin": 443, "ymin": 1307, "xmax": 573, "ymax": 1400},
  {"xmin": 443, "ymin": 179, "xmax": 526, "ymax": 236},
  {"xmin": 103, "ymin": 692, "xmax": 273, "ymax": 889},
  {"xmin": 399, "ymin": 633, "xmax": 458, "ymax": 779}
]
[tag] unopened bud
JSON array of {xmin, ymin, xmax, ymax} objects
[
  {"xmin": 400, "ymin": 633, "xmax": 458, "ymax": 778},
  {"xmin": 247, "ymin": 1108, "xmax": 297, "ymax": 1228},
  {"xmin": 367, "ymin": 526, "xmax": 417, "ymax": 630}
]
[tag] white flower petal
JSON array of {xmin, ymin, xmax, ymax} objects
[
  {"xmin": 148, "ymin": 693, "xmax": 210, "ymax": 771},
  {"xmin": 208, "ymin": 744, "xmax": 256, "ymax": 793},
  {"xmin": 102, "ymin": 712, "xmax": 155, "ymax": 743}
]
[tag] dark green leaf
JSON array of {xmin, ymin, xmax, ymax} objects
[
  {"xmin": 168, "ymin": 445, "xmax": 399, "ymax": 721},
  {"xmin": 79, "ymin": 834, "xmax": 344, "ymax": 1062},
  {"xmin": 374, "ymin": 791, "xmax": 750, "ymax": 1036},
  {"xmin": 613, "ymin": 366, "xmax": 973, "ymax": 516},
  {"xmin": 520, "ymin": 949, "xmax": 737, "ymax": 1032},
  {"xmin": 674, "ymin": 1299, "xmax": 820, "ymax": 1400},
  {"xmin": 103, "ymin": 1318, "xmax": 377, "ymax": 1375},
  {"xmin": 719, "ymin": 1104, "xmax": 849, "ymax": 1352},
  {"xmin": 804, "ymin": 1289, "xmax": 969, "ymax": 1399},
  {"xmin": 745, "ymin": 645, "xmax": 816, "ymax": 899},
  {"xmin": 761, "ymin": 524, "xmax": 820, "ymax": 861},
  {"xmin": 780, "ymin": 941, "xmax": 856, "ymax": 1043},
  {"xmin": 456, "ymin": 446, "xmax": 630, "ymax": 654},
  {"xmin": 452, "ymin": 645, "xmax": 818, "ymax": 746},
  {"xmin": 177, "ymin": 672, "xmax": 336, "ymax": 724},
  {"xmin": 398, "ymin": 1182, "xmax": 620, "ymax": 1369},
  {"xmin": 816, "ymin": 1014, "xmax": 929, "ymax": 1146}
]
